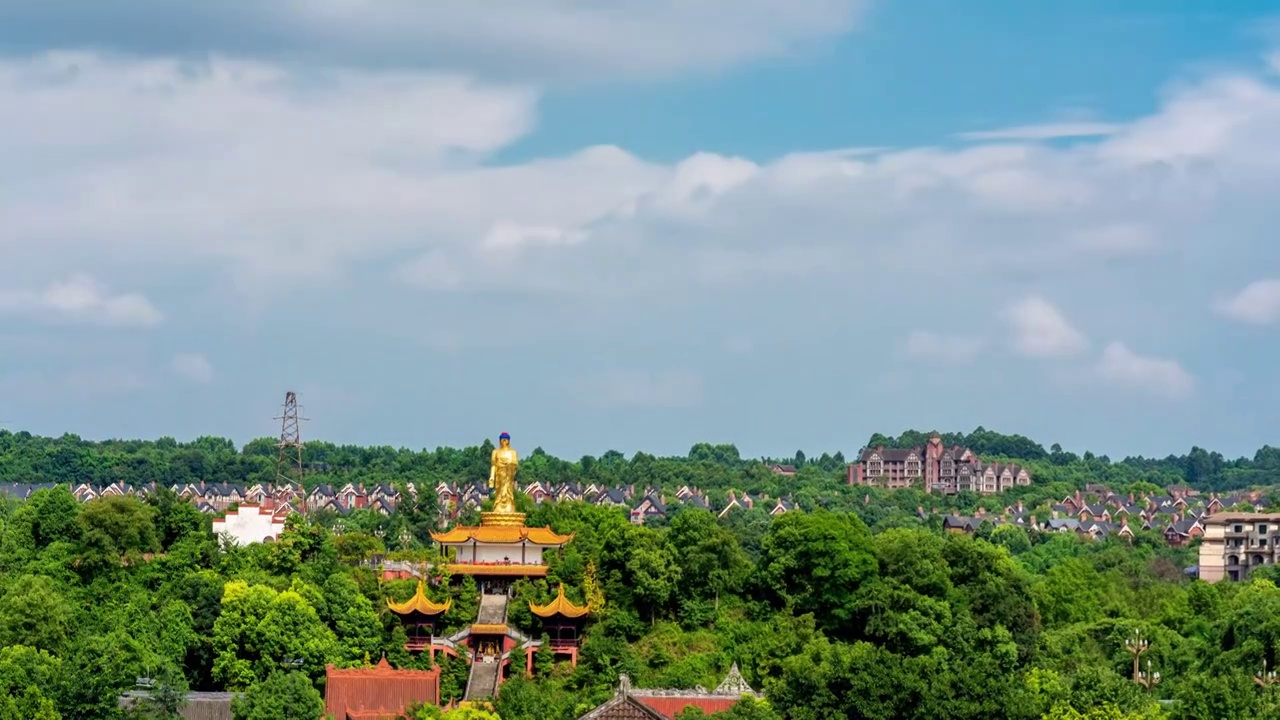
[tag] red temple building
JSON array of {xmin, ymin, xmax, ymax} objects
[
  {"xmin": 324, "ymin": 658, "xmax": 440, "ymax": 720},
  {"xmin": 528, "ymin": 583, "xmax": 590, "ymax": 669},
  {"xmin": 577, "ymin": 666, "xmax": 763, "ymax": 719}
]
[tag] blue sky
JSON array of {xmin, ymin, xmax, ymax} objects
[{"xmin": 3, "ymin": 1, "xmax": 1280, "ymax": 462}]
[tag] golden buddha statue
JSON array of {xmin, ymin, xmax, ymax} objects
[{"xmin": 483, "ymin": 431, "xmax": 521, "ymax": 524}]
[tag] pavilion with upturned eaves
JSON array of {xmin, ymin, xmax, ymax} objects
[
  {"xmin": 528, "ymin": 583, "xmax": 590, "ymax": 668},
  {"xmin": 386, "ymin": 580, "xmax": 452, "ymax": 658},
  {"xmin": 430, "ymin": 524, "xmax": 573, "ymax": 593}
]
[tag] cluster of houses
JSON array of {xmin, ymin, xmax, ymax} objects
[
  {"xmin": 0, "ymin": 477, "xmax": 799, "ymax": 537},
  {"xmin": 932, "ymin": 484, "xmax": 1264, "ymax": 546},
  {"xmin": 0, "ymin": 479, "xmax": 400, "ymax": 515},
  {"xmin": 4, "ymin": 476, "xmax": 1262, "ymax": 552},
  {"xmin": 438, "ymin": 479, "xmax": 796, "ymax": 524}
]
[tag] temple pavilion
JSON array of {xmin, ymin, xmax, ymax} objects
[
  {"xmin": 528, "ymin": 584, "xmax": 590, "ymax": 667},
  {"xmin": 386, "ymin": 581, "xmax": 452, "ymax": 657},
  {"xmin": 430, "ymin": 524, "xmax": 574, "ymax": 592}
]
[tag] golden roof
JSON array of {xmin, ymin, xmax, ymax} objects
[
  {"xmin": 386, "ymin": 581, "xmax": 452, "ymax": 616},
  {"xmin": 529, "ymin": 584, "xmax": 590, "ymax": 619},
  {"xmin": 470, "ymin": 623, "xmax": 509, "ymax": 635},
  {"xmin": 430, "ymin": 525, "xmax": 573, "ymax": 545},
  {"xmin": 446, "ymin": 563, "xmax": 548, "ymax": 577}
]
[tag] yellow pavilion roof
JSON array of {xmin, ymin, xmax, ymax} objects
[
  {"xmin": 529, "ymin": 584, "xmax": 590, "ymax": 619},
  {"xmin": 386, "ymin": 581, "xmax": 452, "ymax": 616},
  {"xmin": 430, "ymin": 525, "xmax": 573, "ymax": 545}
]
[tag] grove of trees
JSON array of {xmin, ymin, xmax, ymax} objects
[{"xmin": 3, "ymin": 428, "xmax": 1280, "ymax": 719}]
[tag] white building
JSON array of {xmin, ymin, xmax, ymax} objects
[{"xmin": 212, "ymin": 503, "xmax": 290, "ymax": 546}]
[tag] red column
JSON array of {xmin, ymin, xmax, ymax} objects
[{"xmin": 526, "ymin": 647, "xmax": 534, "ymax": 678}]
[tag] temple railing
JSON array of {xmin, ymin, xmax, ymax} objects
[{"xmin": 404, "ymin": 635, "xmax": 459, "ymax": 652}]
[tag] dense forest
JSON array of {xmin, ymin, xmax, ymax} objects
[
  {"xmin": 4, "ymin": 426, "xmax": 1280, "ymax": 502},
  {"xmin": 3, "ymin": 428, "xmax": 1280, "ymax": 719}
]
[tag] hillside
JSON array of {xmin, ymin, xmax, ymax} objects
[{"xmin": 2, "ymin": 428, "xmax": 1280, "ymax": 719}]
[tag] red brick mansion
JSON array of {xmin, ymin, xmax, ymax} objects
[{"xmin": 848, "ymin": 433, "xmax": 1030, "ymax": 494}]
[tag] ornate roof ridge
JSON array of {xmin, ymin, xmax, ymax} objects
[
  {"xmin": 429, "ymin": 524, "xmax": 574, "ymax": 545},
  {"xmin": 325, "ymin": 661, "xmax": 441, "ymax": 678},
  {"xmin": 529, "ymin": 583, "xmax": 591, "ymax": 618},
  {"xmin": 386, "ymin": 580, "xmax": 451, "ymax": 616},
  {"xmin": 620, "ymin": 662, "xmax": 762, "ymax": 699},
  {"xmin": 713, "ymin": 662, "xmax": 759, "ymax": 697}
]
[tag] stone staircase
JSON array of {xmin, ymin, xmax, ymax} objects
[
  {"xmin": 463, "ymin": 593, "xmax": 509, "ymax": 701},
  {"xmin": 477, "ymin": 592, "xmax": 508, "ymax": 625},
  {"xmin": 464, "ymin": 658, "xmax": 501, "ymax": 701}
]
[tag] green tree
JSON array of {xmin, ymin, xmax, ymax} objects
[
  {"xmin": 756, "ymin": 511, "xmax": 877, "ymax": 636},
  {"xmin": 230, "ymin": 671, "xmax": 324, "ymax": 720},
  {"xmin": 211, "ymin": 581, "xmax": 341, "ymax": 688},
  {"xmin": 76, "ymin": 495, "xmax": 162, "ymax": 573},
  {"xmin": 0, "ymin": 686, "xmax": 60, "ymax": 720}
]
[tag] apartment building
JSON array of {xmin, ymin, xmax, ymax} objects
[
  {"xmin": 848, "ymin": 432, "xmax": 1031, "ymax": 494},
  {"xmin": 1198, "ymin": 512, "xmax": 1280, "ymax": 582}
]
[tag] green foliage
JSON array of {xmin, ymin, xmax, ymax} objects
[
  {"xmin": 399, "ymin": 703, "xmax": 503, "ymax": 720},
  {"xmin": 7, "ymin": 427, "xmax": 1280, "ymax": 719},
  {"xmin": 123, "ymin": 667, "xmax": 189, "ymax": 720},
  {"xmin": 437, "ymin": 653, "xmax": 471, "ymax": 705},
  {"xmin": 229, "ymin": 671, "xmax": 324, "ymax": 720}
]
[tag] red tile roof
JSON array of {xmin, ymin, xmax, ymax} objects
[
  {"xmin": 324, "ymin": 659, "xmax": 440, "ymax": 720},
  {"xmin": 635, "ymin": 696, "xmax": 740, "ymax": 718}
]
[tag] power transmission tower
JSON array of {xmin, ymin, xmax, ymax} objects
[{"xmin": 274, "ymin": 391, "xmax": 307, "ymax": 487}]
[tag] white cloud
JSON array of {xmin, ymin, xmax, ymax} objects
[
  {"xmin": 958, "ymin": 122, "xmax": 1123, "ymax": 141},
  {"xmin": 0, "ymin": 274, "xmax": 163, "ymax": 327},
  {"xmin": 1001, "ymin": 297, "xmax": 1088, "ymax": 358},
  {"xmin": 0, "ymin": 52, "xmax": 544, "ymax": 285},
  {"xmin": 570, "ymin": 370, "xmax": 704, "ymax": 408},
  {"xmin": 2, "ymin": 1, "xmax": 867, "ymax": 84},
  {"xmin": 1215, "ymin": 279, "xmax": 1280, "ymax": 325},
  {"xmin": 1095, "ymin": 342, "xmax": 1194, "ymax": 400},
  {"xmin": 901, "ymin": 331, "xmax": 985, "ymax": 365},
  {"xmin": 3, "ymin": 44, "xmax": 1280, "ymax": 435},
  {"xmin": 7, "ymin": 47, "xmax": 1280, "ymax": 307},
  {"xmin": 171, "ymin": 353, "xmax": 215, "ymax": 383}
]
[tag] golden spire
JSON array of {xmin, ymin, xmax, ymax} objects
[
  {"xmin": 386, "ymin": 580, "xmax": 452, "ymax": 616},
  {"xmin": 529, "ymin": 584, "xmax": 590, "ymax": 619}
]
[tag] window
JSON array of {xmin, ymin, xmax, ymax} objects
[
  {"xmin": 868, "ymin": 460, "xmax": 883, "ymax": 476},
  {"xmin": 1260, "ymin": 524, "xmax": 1270, "ymax": 534},
  {"xmin": 941, "ymin": 459, "xmax": 955, "ymax": 475},
  {"xmin": 905, "ymin": 461, "xmax": 921, "ymax": 477},
  {"xmin": 1235, "ymin": 524, "xmax": 1244, "ymax": 533}
]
